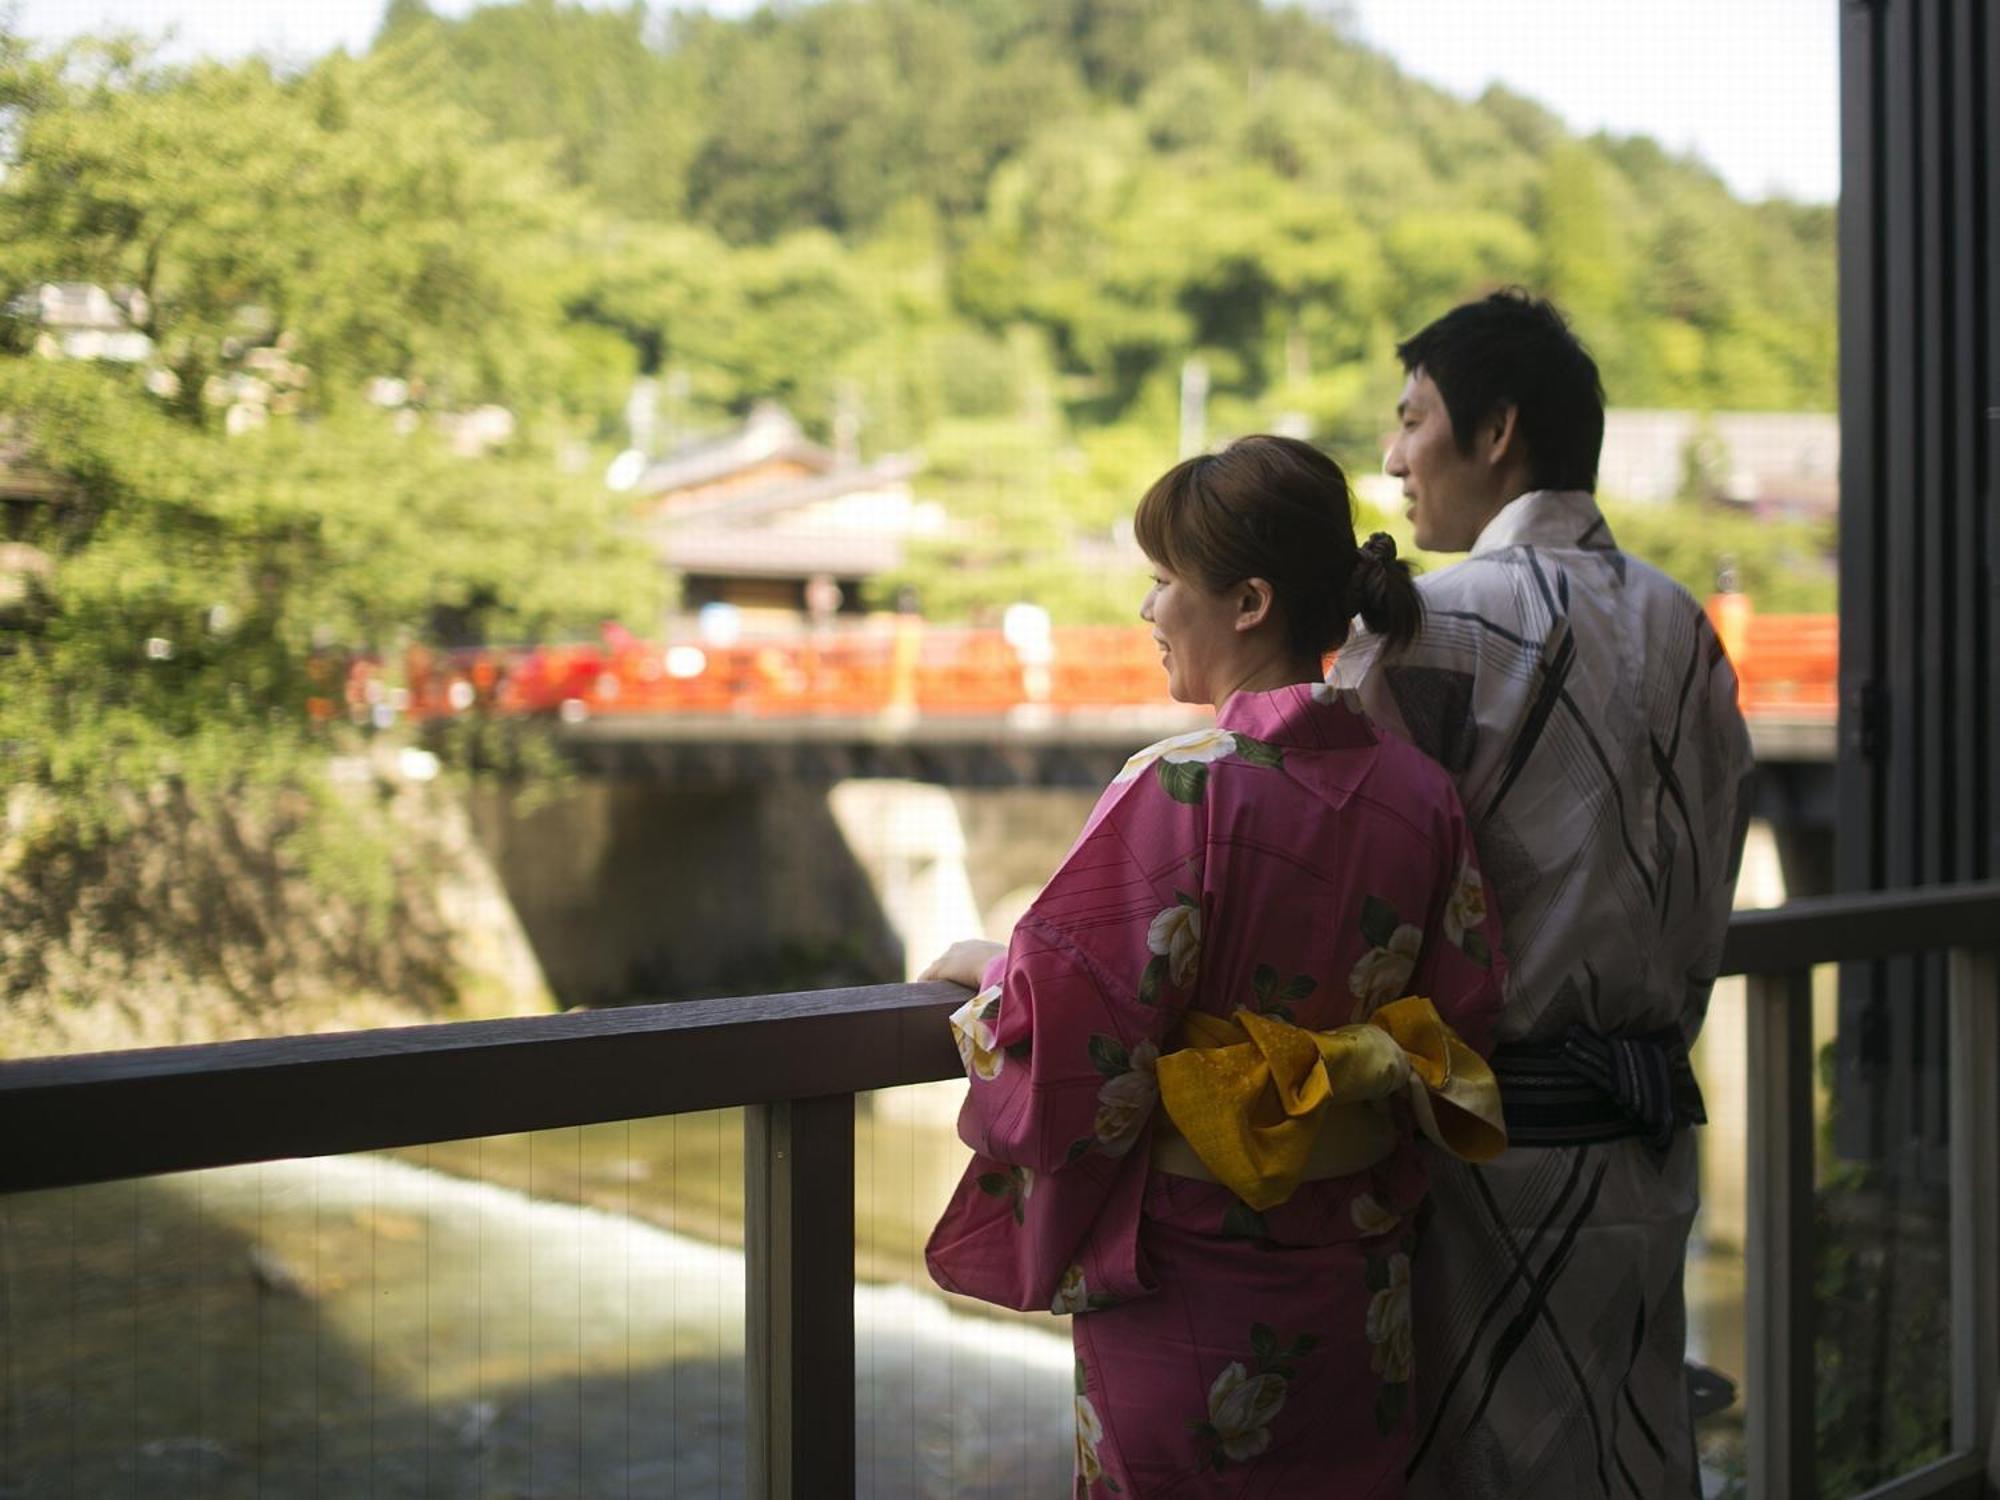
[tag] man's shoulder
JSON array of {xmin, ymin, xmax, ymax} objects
[
  {"xmin": 1413, "ymin": 552, "xmax": 1522, "ymax": 610},
  {"xmin": 1408, "ymin": 553, "xmax": 1536, "ymax": 645},
  {"xmin": 1420, "ymin": 539, "xmax": 1707, "ymax": 619},
  {"xmin": 1612, "ymin": 548, "xmax": 1710, "ymax": 620}
]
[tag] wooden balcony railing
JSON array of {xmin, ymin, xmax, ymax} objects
[{"xmin": 3, "ymin": 883, "xmax": 1996, "ymax": 1499}]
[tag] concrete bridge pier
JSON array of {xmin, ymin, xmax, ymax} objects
[
  {"xmin": 462, "ymin": 779, "xmax": 905, "ymax": 1010},
  {"xmin": 827, "ymin": 781, "xmax": 987, "ymax": 987},
  {"xmin": 829, "ymin": 781, "xmax": 995, "ymax": 1127}
]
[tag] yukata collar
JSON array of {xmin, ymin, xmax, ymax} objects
[
  {"xmin": 1469, "ymin": 489, "xmax": 1617, "ymax": 558},
  {"xmin": 1213, "ymin": 680, "xmax": 1378, "ymax": 751}
]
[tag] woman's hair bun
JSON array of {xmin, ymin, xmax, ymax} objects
[{"xmin": 1346, "ymin": 530, "xmax": 1421, "ymax": 650}]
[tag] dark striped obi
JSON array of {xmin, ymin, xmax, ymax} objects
[{"xmin": 1489, "ymin": 1026, "xmax": 1707, "ymax": 1150}]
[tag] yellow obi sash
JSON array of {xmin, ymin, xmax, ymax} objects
[{"xmin": 1153, "ymin": 997, "xmax": 1509, "ymax": 1211}]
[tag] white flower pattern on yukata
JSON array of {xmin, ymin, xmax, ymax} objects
[
  {"xmin": 1146, "ymin": 900, "xmax": 1202, "ymax": 988},
  {"xmin": 949, "ymin": 986, "xmax": 1006, "ymax": 1081},
  {"xmin": 1366, "ymin": 1252, "xmax": 1414, "ymax": 1383},
  {"xmin": 1349, "ymin": 925, "xmax": 1422, "ymax": 1018},
  {"xmin": 1443, "ymin": 860, "xmax": 1488, "ymax": 946},
  {"xmin": 975, "ymin": 1162, "xmax": 1034, "ymax": 1224},
  {"xmin": 1075, "ymin": 1392, "xmax": 1105, "ymax": 1485},
  {"xmin": 1051, "ymin": 1263, "xmax": 1090, "ymax": 1315},
  {"xmin": 1350, "ymin": 1192, "xmax": 1401, "ymax": 1237},
  {"xmin": 1092, "ymin": 1040, "xmax": 1159, "ymax": 1156},
  {"xmin": 1190, "ymin": 1323, "xmax": 1314, "ymax": 1472},
  {"xmin": 1204, "ymin": 1362, "xmax": 1288, "ymax": 1463},
  {"xmin": 1074, "ymin": 1358, "xmax": 1109, "ymax": 1488},
  {"xmin": 1113, "ymin": 727, "xmax": 1238, "ymax": 784}
]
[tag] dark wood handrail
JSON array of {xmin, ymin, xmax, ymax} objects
[
  {"xmin": 1718, "ymin": 880, "xmax": 2000, "ymax": 975},
  {"xmin": 0, "ymin": 980, "xmax": 965, "ymax": 1193},
  {"xmin": 4, "ymin": 882, "xmax": 1998, "ymax": 1196}
]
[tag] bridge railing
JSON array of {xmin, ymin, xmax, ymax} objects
[
  {"xmin": 313, "ymin": 608, "xmax": 1840, "ymax": 728},
  {"xmin": 1707, "ymin": 597, "xmax": 1839, "ymax": 718},
  {"xmin": 3, "ymin": 883, "xmax": 1994, "ymax": 1499}
]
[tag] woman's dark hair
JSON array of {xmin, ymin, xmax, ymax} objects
[
  {"xmin": 1133, "ymin": 435, "xmax": 1422, "ymax": 656},
  {"xmin": 1395, "ymin": 288, "xmax": 1605, "ymax": 493}
]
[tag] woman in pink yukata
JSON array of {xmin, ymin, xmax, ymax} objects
[{"xmin": 922, "ymin": 435, "xmax": 1510, "ymax": 1498}]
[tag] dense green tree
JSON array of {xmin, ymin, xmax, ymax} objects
[
  {"xmin": 1536, "ymin": 144, "xmax": 1629, "ymax": 349},
  {"xmin": 1382, "ymin": 209, "xmax": 1540, "ymax": 335},
  {"xmin": 0, "ymin": 38, "xmax": 658, "ymax": 832},
  {"xmin": 0, "ymin": 42, "xmax": 627, "ymax": 425},
  {"xmin": 0, "ymin": 360, "xmax": 657, "ymax": 825},
  {"xmin": 401, "ymin": 0, "xmax": 699, "ymax": 221}
]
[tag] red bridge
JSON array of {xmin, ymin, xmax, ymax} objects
[{"xmin": 321, "ymin": 602, "xmax": 1835, "ymax": 734}]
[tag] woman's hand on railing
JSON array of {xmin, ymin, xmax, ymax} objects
[{"xmin": 920, "ymin": 939, "xmax": 1006, "ymax": 989}]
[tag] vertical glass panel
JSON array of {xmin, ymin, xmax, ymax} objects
[
  {"xmin": 1690, "ymin": 968, "xmax": 1749, "ymax": 1498},
  {"xmin": 0, "ymin": 1113, "xmax": 745, "ymax": 1497},
  {"xmin": 855, "ymin": 1080, "xmax": 1073, "ymax": 1498},
  {"xmin": 1815, "ymin": 958, "xmax": 1953, "ymax": 1497}
]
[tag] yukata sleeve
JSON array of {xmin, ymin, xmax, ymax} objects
[
  {"xmin": 1408, "ymin": 793, "xmax": 1507, "ymax": 1058},
  {"xmin": 1706, "ymin": 614, "xmax": 1758, "ymax": 898},
  {"xmin": 1683, "ymin": 608, "xmax": 1758, "ymax": 1042},
  {"xmin": 925, "ymin": 768, "xmax": 1207, "ymax": 1313}
]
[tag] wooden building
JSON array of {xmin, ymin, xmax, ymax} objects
[{"xmin": 634, "ymin": 403, "xmax": 941, "ymax": 626}]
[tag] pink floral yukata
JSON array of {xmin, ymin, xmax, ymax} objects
[{"xmin": 926, "ymin": 682, "xmax": 1507, "ymax": 1498}]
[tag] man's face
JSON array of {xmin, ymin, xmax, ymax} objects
[{"xmin": 1385, "ymin": 369, "xmax": 1507, "ymax": 553}]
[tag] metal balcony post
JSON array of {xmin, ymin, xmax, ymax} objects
[
  {"xmin": 1947, "ymin": 948, "xmax": 1999, "ymax": 1462},
  {"xmin": 745, "ymin": 1093, "xmax": 857, "ymax": 1500},
  {"xmin": 1746, "ymin": 968, "xmax": 1817, "ymax": 1499}
]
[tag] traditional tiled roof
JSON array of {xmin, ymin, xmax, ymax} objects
[
  {"xmin": 650, "ymin": 453, "xmax": 921, "ymax": 529},
  {"xmin": 635, "ymin": 403, "xmax": 834, "ymax": 497}
]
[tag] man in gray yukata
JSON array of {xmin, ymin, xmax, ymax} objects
[{"xmin": 1332, "ymin": 290, "xmax": 1755, "ymax": 1499}]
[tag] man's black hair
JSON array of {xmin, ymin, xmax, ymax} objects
[{"xmin": 1395, "ymin": 289, "xmax": 1606, "ymax": 493}]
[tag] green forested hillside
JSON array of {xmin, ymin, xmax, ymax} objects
[
  {"xmin": 382, "ymin": 0, "xmax": 1836, "ymax": 615},
  {"xmin": 383, "ymin": 0, "xmax": 1834, "ymax": 423},
  {"xmin": 0, "ymin": 0, "xmax": 1834, "ymax": 830}
]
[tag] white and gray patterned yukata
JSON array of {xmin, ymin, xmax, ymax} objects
[{"xmin": 1332, "ymin": 489, "xmax": 1755, "ymax": 1499}]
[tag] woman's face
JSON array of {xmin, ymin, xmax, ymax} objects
[{"xmin": 1140, "ymin": 561, "xmax": 1247, "ymax": 705}]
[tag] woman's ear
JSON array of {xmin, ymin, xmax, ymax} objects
[{"xmin": 1235, "ymin": 577, "xmax": 1276, "ymax": 632}]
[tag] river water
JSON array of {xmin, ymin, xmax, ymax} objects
[
  {"xmin": 1, "ymin": 1128, "xmax": 1757, "ymax": 1499},
  {"xmin": 0, "ymin": 1144, "xmax": 1078, "ymax": 1498}
]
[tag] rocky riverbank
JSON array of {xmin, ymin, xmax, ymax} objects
[{"xmin": 0, "ymin": 753, "xmax": 552, "ymax": 1059}]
